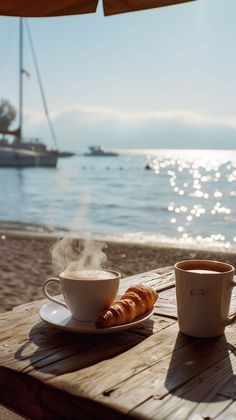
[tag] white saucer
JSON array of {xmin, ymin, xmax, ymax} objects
[{"xmin": 39, "ymin": 301, "xmax": 154, "ymax": 334}]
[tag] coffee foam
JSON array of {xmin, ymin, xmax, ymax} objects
[
  {"xmin": 51, "ymin": 238, "xmax": 107, "ymax": 274},
  {"xmin": 62, "ymin": 269, "xmax": 117, "ymax": 280}
]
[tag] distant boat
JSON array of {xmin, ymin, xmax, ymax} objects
[
  {"xmin": 84, "ymin": 146, "xmax": 118, "ymax": 157},
  {"xmin": 0, "ymin": 19, "xmax": 58, "ymax": 168},
  {"xmin": 57, "ymin": 151, "xmax": 75, "ymax": 158}
]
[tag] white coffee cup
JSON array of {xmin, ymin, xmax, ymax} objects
[
  {"xmin": 43, "ymin": 269, "xmax": 120, "ymax": 322},
  {"xmin": 175, "ymin": 260, "xmax": 236, "ymax": 337}
]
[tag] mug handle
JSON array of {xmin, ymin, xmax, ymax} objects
[
  {"xmin": 43, "ymin": 277, "xmax": 67, "ymax": 309},
  {"xmin": 224, "ymin": 277, "xmax": 236, "ymax": 326}
]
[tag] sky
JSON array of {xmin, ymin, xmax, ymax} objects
[{"xmin": 0, "ymin": 0, "xmax": 236, "ymax": 151}]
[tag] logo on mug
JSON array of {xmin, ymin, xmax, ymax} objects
[{"xmin": 190, "ymin": 288, "xmax": 209, "ymax": 296}]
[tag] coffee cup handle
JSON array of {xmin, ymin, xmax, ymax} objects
[
  {"xmin": 224, "ymin": 277, "xmax": 236, "ymax": 326},
  {"xmin": 43, "ymin": 277, "xmax": 68, "ymax": 309}
]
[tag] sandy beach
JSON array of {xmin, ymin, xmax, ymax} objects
[{"xmin": 0, "ymin": 230, "xmax": 235, "ymax": 314}]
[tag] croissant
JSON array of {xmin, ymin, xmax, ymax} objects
[{"xmin": 95, "ymin": 284, "xmax": 158, "ymax": 328}]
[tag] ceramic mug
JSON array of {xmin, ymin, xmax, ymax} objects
[
  {"xmin": 175, "ymin": 260, "xmax": 236, "ymax": 337},
  {"xmin": 43, "ymin": 269, "xmax": 120, "ymax": 322}
]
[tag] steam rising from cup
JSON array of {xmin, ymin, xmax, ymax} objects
[
  {"xmin": 50, "ymin": 237, "xmax": 107, "ymax": 274},
  {"xmin": 50, "ymin": 194, "xmax": 107, "ymax": 274}
]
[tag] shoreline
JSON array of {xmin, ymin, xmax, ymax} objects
[{"xmin": 0, "ymin": 221, "xmax": 235, "ymax": 255}]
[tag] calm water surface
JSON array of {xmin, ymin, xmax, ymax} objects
[{"xmin": 0, "ymin": 149, "xmax": 236, "ymax": 251}]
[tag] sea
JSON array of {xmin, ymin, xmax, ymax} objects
[{"xmin": 0, "ymin": 149, "xmax": 236, "ymax": 251}]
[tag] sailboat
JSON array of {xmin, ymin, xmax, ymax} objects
[{"xmin": 0, "ymin": 19, "xmax": 58, "ymax": 167}]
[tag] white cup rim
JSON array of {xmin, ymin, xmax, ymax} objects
[
  {"xmin": 174, "ymin": 259, "xmax": 235, "ymax": 274},
  {"xmin": 60, "ymin": 269, "xmax": 121, "ymax": 281}
]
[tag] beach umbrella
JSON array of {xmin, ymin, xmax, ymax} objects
[{"xmin": 0, "ymin": 0, "xmax": 196, "ymax": 17}]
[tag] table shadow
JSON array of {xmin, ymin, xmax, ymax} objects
[
  {"xmin": 15, "ymin": 318, "xmax": 154, "ymax": 376},
  {"xmin": 164, "ymin": 331, "xmax": 236, "ymax": 402}
]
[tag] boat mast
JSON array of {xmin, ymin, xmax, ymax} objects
[
  {"xmin": 25, "ymin": 20, "xmax": 59, "ymax": 151},
  {"xmin": 18, "ymin": 17, "xmax": 23, "ymax": 145}
]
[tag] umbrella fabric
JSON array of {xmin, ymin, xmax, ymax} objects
[
  {"xmin": 103, "ymin": 0, "xmax": 196, "ymax": 16},
  {"xmin": 0, "ymin": 0, "xmax": 99, "ymax": 17},
  {"xmin": 0, "ymin": 0, "xmax": 196, "ymax": 17}
]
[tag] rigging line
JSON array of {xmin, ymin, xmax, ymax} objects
[{"xmin": 24, "ymin": 19, "xmax": 59, "ymax": 150}]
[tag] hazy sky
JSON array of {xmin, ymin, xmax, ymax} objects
[{"xmin": 0, "ymin": 0, "xmax": 236, "ymax": 150}]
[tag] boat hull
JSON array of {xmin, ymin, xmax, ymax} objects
[
  {"xmin": 84, "ymin": 153, "xmax": 117, "ymax": 157},
  {"xmin": 0, "ymin": 147, "xmax": 58, "ymax": 168},
  {"xmin": 84, "ymin": 146, "xmax": 118, "ymax": 157},
  {"xmin": 57, "ymin": 151, "xmax": 75, "ymax": 157}
]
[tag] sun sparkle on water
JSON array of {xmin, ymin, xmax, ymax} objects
[{"xmin": 147, "ymin": 149, "xmax": 235, "ymax": 250}]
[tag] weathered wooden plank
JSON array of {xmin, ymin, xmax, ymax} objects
[
  {"xmin": 22, "ymin": 316, "xmax": 173, "ymax": 378},
  {"xmin": 41, "ymin": 386, "xmax": 128, "ymax": 420},
  {"xmin": 0, "ymin": 315, "xmax": 99, "ymax": 370},
  {"xmin": 129, "ymin": 314, "xmax": 175, "ymax": 337},
  {"xmin": 134, "ymin": 348, "xmax": 236, "ymax": 419},
  {"xmin": 0, "ymin": 369, "xmax": 45, "ymax": 419},
  {"xmin": 134, "ymin": 394, "xmax": 233, "ymax": 420},
  {"xmin": 0, "ymin": 315, "xmax": 174, "ymax": 419},
  {"xmin": 93, "ymin": 327, "xmax": 236, "ymax": 414},
  {"xmin": 216, "ymin": 400, "xmax": 236, "ymax": 419},
  {"xmin": 118, "ymin": 267, "xmax": 175, "ymax": 294},
  {"xmin": 217, "ymin": 374, "xmax": 236, "ymax": 400},
  {"xmin": 132, "ymin": 324, "xmax": 236, "ymax": 419},
  {"xmin": 196, "ymin": 395, "xmax": 234, "ymax": 420},
  {"xmin": 43, "ymin": 321, "xmax": 179, "ymax": 398},
  {"xmin": 155, "ymin": 287, "xmax": 177, "ymax": 318},
  {"xmin": 1, "ymin": 372, "xmax": 127, "ymax": 420},
  {"xmin": 1, "ymin": 322, "xmax": 150, "ymax": 378},
  {"xmin": 0, "ymin": 312, "xmax": 174, "ymax": 377}
]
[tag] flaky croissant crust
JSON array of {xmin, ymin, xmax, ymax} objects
[{"xmin": 95, "ymin": 284, "xmax": 158, "ymax": 328}]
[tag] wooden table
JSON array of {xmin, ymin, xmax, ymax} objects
[{"xmin": 0, "ymin": 267, "xmax": 236, "ymax": 419}]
